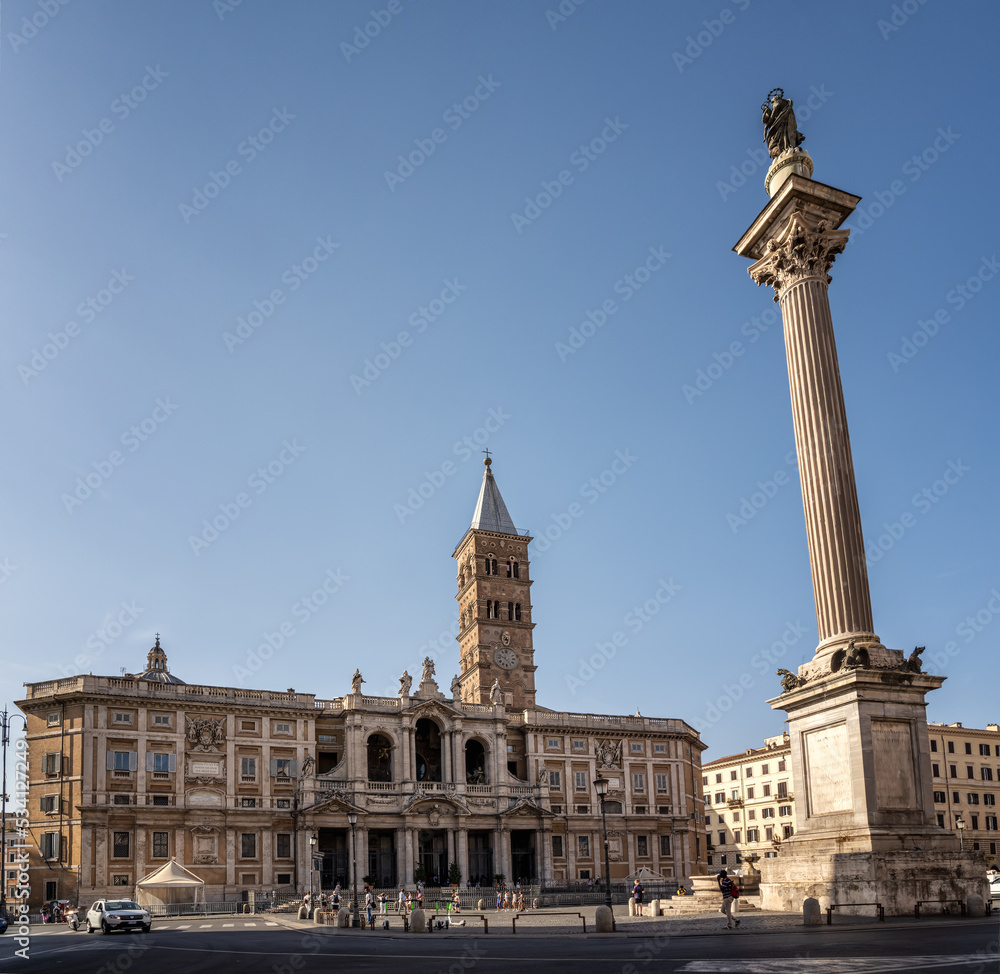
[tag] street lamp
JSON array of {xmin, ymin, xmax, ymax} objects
[
  {"xmin": 347, "ymin": 810, "xmax": 360, "ymax": 928},
  {"xmin": 593, "ymin": 775, "xmax": 613, "ymax": 911},
  {"xmin": 1, "ymin": 707, "xmax": 28, "ymax": 921},
  {"xmin": 956, "ymin": 816, "xmax": 965, "ymax": 853},
  {"xmin": 308, "ymin": 834, "xmax": 317, "ymax": 903}
]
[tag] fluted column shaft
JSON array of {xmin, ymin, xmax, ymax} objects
[
  {"xmin": 741, "ymin": 199, "xmax": 879, "ymax": 657},
  {"xmin": 779, "ymin": 274, "xmax": 875, "ymax": 648}
]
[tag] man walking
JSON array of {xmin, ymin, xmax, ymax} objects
[{"xmin": 717, "ymin": 869, "xmax": 740, "ymax": 930}]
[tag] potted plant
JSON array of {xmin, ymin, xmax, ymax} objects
[
  {"xmin": 413, "ymin": 862, "xmax": 428, "ymax": 884},
  {"xmin": 448, "ymin": 862, "xmax": 462, "ymax": 887},
  {"xmin": 362, "ymin": 875, "xmax": 377, "ymax": 887}
]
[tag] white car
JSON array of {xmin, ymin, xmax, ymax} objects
[
  {"xmin": 86, "ymin": 899, "xmax": 151, "ymax": 934},
  {"xmin": 988, "ymin": 873, "xmax": 1000, "ymax": 901}
]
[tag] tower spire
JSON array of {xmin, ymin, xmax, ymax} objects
[{"xmin": 470, "ymin": 454, "xmax": 517, "ymax": 535}]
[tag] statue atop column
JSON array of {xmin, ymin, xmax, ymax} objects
[
  {"xmin": 489, "ymin": 678, "xmax": 503, "ymax": 706},
  {"xmin": 398, "ymin": 670, "xmax": 412, "ymax": 695},
  {"xmin": 351, "ymin": 668, "xmax": 365, "ymax": 694},
  {"xmin": 421, "ymin": 656, "xmax": 436, "ymax": 683},
  {"xmin": 450, "ymin": 674, "xmax": 462, "ymax": 699},
  {"xmin": 761, "ymin": 88, "xmax": 804, "ymax": 158}
]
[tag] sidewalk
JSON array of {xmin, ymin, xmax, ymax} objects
[{"xmin": 267, "ymin": 904, "xmax": 903, "ymax": 937}]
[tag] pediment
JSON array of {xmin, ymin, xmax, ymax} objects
[{"xmin": 501, "ymin": 796, "xmax": 554, "ymax": 818}]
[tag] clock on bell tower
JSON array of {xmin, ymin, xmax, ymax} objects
[{"xmin": 452, "ymin": 455, "xmax": 536, "ymax": 709}]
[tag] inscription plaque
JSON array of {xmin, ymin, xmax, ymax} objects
[
  {"xmin": 190, "ymin": 761, "xmax": 221, "ymax": 776},
  {"xmin": 188, "ymin": 789, "xmax": 223, "ymax": 807},
  {"xmin": 872, "ymin": 719, "xmax": 917, "ymax": 809},
  {"xmin": 805, "ymin": 723, "xmax": 852, "ymax": 814}
]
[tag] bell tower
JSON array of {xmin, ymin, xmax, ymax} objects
[{"xmin": 453, "ymin": 455, "xmax": 536, "ymax": 709}]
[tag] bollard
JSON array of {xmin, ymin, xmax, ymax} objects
[
  {"xmin": 410, "ymin": 907, "xmax": 426, "ymax": 932},
  {"xmin": 649, "ymin": 898, "xmax": 660, "ymax": 917},
  {"xmin": 595, "ymin": 905, "xmax": 615, "ymax": 933},
  {"xmin": 297, "ymin": 905, "xmax": 308, "ymax": 920},
  {"xmin": 967, "ymin": 893, "xmax": 985, "ymax": 918},
  {"xmin": 628, "ymin": 896, "xmax": 636, "ymax": 917},
  {"xmin": 477, "ymin": 898, "xmax": 484, "ymax": 911},
  {"xmin": 803, "ymin": 897, "xmax": 822, "ymax": 926},
  {"xmin": 338, "ymin": 908, "xmax": 351, "ymax": 928},
  {"xmin": 532, "ymin": 897, "xmax": 541, "ymax": 909},
  {"xmin": 313, "ymin": 909, "xmax": 325, "ymax": 925}
]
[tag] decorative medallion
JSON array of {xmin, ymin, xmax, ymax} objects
[{"xmin": 185, "ymin": 716, "xmax": 225, "ymax": 751}]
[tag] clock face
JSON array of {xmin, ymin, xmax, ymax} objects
[
  {"xmin": 501, "ymin": 631, "xmax": 511, "ymax": 646},
  {"xmin": 493, "ymin": 647, "xmax": 518, "ymax": 670}
]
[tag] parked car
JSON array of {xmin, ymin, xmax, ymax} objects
[
  {"xmin": 0, "ymin": 915, "xmax": 8, "ymax": 935},
  {"xmin": 86, "ymin": 899, "xmax": 151, "ymax": 934},
  {"xmin": 988, "ymin": 872, "xmax": 1000, "ymax": 900}
]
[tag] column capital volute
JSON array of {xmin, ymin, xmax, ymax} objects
[{"xmin": 748, "ymin": 211, "xmax": 850, "ymax": 301}]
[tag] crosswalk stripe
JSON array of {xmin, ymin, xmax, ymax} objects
[
  {"xmin": 199, "ymin": 923, "xmax": 213, "ymax": 928},
  {"xmin": 678, "ymin": 956, "xmax": 991, "ymax": 973}
]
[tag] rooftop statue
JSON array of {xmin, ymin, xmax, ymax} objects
[{"xmin": 762, "ymin": 88, "xmax": 805, "ymax": 159}]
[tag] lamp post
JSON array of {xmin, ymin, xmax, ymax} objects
[
  {"xmin": 1, "ymin": 707, "xmax": 27, "ymax": 921},
  {"xmin": 956, "ymin": 816, "xmax": 965, "ymax": 853},
  {"xmin": 308, "ymin": 833, "xmax": 317, "ymax": 903},
  {"xmin": 593, "ymin": 775, "xmax": 613, "ymax": 911},
  {"xmin": 347, "ymin": 810, "xmax": 360, "ymax": 927}
]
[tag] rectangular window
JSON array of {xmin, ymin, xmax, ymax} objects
[
  {"xmin": 947, "ymin": 741, "xmax": 955, "ymax": 753},
  {"xmin": 746, "ymin": 787, "xmax": 755, "ymax": 800},
  {"xmin": 746, "ymin": 828, "xmax": 759, "ymax": 842},
  {"xmin": 761, "ymin": 807, "xmax": 775, "ymax": 819},
  {"xmin": 654, "ymin": 744, "xmax": 666, "ymax": 753},
  {"xmin": 40, "ymin": 832, "xmax": 60, "ymax": 859},
  {"xmin": 318, "ymin": 734, "xmax": 337, "ymax": 743},
  {"xmin": 655, "ymin": 774, "xmax": 669, "ymax": 793},
  {"xmin": 930, "ymin": 739, "xmax": 938, "ymax": 752},
  {"xmin": 968, "ymin": 793, "xmax": 980, "ymax": 805},
  {"xmin": 112, "ymin": 832, "xmax": 130, "ymax": 858},
  {"xmin": 745, "ymin": 767, "xmax": 753, "ymax": 778},
  {"xmin": 578, "ymin": 835, "xmax": 590, "ymax": 858},
  {"xmin": 152, "ymin": 832, "xmax": 169, "ymax": 858},
  {"xmin": 152, "ymin": 796, "xmax": 169, "ymax": 806},
  {"xmin": 782, "ymin": 825, "xmax": 794, "ymax": 839},
  {"xmin": 276, "ymin": 833, "xmax": 291, "ymax": 858},
  {"xmin": 552, "ymin": 835, "xmax": 564, "ymax": 858},
  {"xmin": 985, "ymin": 816, "xmax": 998, "ymax": 831},
  {"xmin": 980, "ymin": 744, "xmax": 991, "ymax": 756},
  {"xmin": 632, "ymin": 773, "xmax": 645, "ymax": 792},
  {"xmin": 730, "ymin": 770, "xmax": 738, "ymax": 781},
  {"xmin": 240, "ymin": 757, "xmax": 257, "ymax": 778},
  {"xmin": 43, "ymin": 752, "xmax": 62, "ymax": 775},
  {"xmin": 113, "ymin": 712, "xmax": 133, "ymax": 724},
  {"xmin": 574, "ymin": 771, "xmax": 588, "ymax": 791},
  {"xmin": 113, "ymin": 874, "xmax": 130, "ymax": 887},
  {"xmin": 572, "ymin": 739, "xmax": 586, "ymax": 751},
  {"xmin": 240, "ymin": 833, "xmax": 257, "ymax": 859},
  {"xmin": 46, "ymin": 712, "xmax": 60, "ymax": 726},
  {"xmin": 731, "ymin": 789, "xmax": 740, "ymax": 801},
  {"xmin": 276, "ymin": 799, "xmax": 291, "ymax": 809},
  {"xmin": 932, "ymin": 763, "xmax": 941, "ymax": 778},
  {"xmin": 113, "ymin": 795, "xmax": 131, "ymax": 805},
  {"xmin": 937, "ymin": 813, "xmax": 945, "ymax": 828},
  {"xmin": 630, "ymin": 743, "xmax": 643, "ymax": 753},
  {"xmin": 733, "ymin": 829, "xmax": 741, "ymax": 843},
  {"xmin": 241, "ymin": 797, "xmax": 257, "ymax": 808},
  {"xmin": 718, "ymin": 831, "xmax": 726, "ymax": 845},
  {"xmin": 970, "ymin": 815, "xmax": 980, "ymax": 830},
  {"xmin": 636, "ymin": 835, "xmax": 648, "ymax": 857},
  {"xmin": 274, "ymin": 722, "xmax": 292, "ymax": 735},
  {"xmin": 777, "ymin": 781, "xmax": 788, "ymax": 799},
  {"xmin": 761, "ymin": 764, "xmax": 769, "ymax": 775},
  {"xmin": 546, "ymin": 738, "xmax": 560, "ymax": 750},
  {"xmin": 40, "ymin": 795, "xmax": 59, "ymax": 813},
  {"xmin": 953, "ymin": 792, "xmax": 961, "ymax": 804},
  {"xmin": 548, "ymin": 770, "xmax": 562, "ymax": 789},
  {"xmin": 748, "ymin": 810, "xmax": 756, "ymax": 820},
  {"xmin": 732, "ymin": 811, "xmax": 740, "ymax": 822},
  {"xmin": 272, "ymin": 758, "xmax": 295, "ymax": 778},
  {"xmin": 982, "ymin": 768, "xmax": 994, "ymax": 781},
  {"xmin": 950, "ymin": 765, "xmax": 958, "ymax": 778},
  {"xmin": 151, "ymin": 752, "xmax": 173, "ymax": 773},
  {"xmin": 765, "ymin": 826, "xmax": 774, "ymax": 841},
  {"xmin": 985, "ymin": 794, "xmax": 996, "ymax": 806},
  {"xmin": 762, "ymin": 784, "xmax": 771, "ymax": 797},
  {"xmin": 715, "ymin": 792, "xmax": 725, "ymax": 804},
  {"xmin": 967, "ymin": 766, "xmax": 975, "ymax": 779},
  {"xmin": 965, "ymin": 742, "xmax": 973, "ymax": 755},
  {"xmin": 152, "ymin": 714, "xmax": 171, "ymax": 727},
  {"xmin": 778, "ymin": 804, "xmax": 792, "ymax": 816},
  {"xmin": 933, "ymin": 791, "xmax": 946, "ymax": 803}
]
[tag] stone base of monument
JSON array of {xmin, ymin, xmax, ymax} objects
[
  {"xmin": 760, "ymin": 847, "xmax": 986, "ymax": 916},
  {"xmin": 662, "ymin": 874, "xmax": 758, "ymax": 913}
]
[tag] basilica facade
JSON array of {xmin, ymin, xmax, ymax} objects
[{"xmin": 17, "ymin": 459, "xmax": 706, "ymax": 905}]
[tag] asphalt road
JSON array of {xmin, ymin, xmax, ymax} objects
[{"xmin": 7, "ymin": 916, "xmax": 999, "ymax": 973}]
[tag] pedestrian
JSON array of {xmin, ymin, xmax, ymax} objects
[
  {"xmin": 417, "ymin": 885, "xmax": 424, "ymax": 910},
  {"xmin": 632, "ymin": 880, "xmax": 644, "ymax": 917},
  {"xmin": 451, "ymin": 890, "xmax": 461, "ymax": 913},
  {"xmin": 717, "ymin": 869, "xmax": 740, "ymax": 930},
  {"xmin": 502, "ymin": 889, "xmax": 511, "ymax": 911},
  {"xmin": 365, "ymin": 887, "xmax": 374, "ymax": 926},
  {"xmin": 397, "ymin": 887, "xmax": 405, "ymax": 912},
  {"xmin": 496, "ymin": 888, "xmax": 502, "ymax": 911},
  {"xmin": 406, "ymin": 891, "xmax": 413, "ymax": 912},
  {"xmin": 517, "ymin": 890, "xmax": 525, "ymax": 911}
]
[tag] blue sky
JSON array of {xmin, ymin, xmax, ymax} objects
[{"xmin": 3, "ymin": 0, "xmax": 998, "ymax": 761}]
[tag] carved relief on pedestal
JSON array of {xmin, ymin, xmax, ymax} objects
[{"xmin": 748, "ymin": 212, "xmax": 850, "ymax": 301}]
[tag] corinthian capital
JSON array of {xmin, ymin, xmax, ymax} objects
[{"xmin": 748, "ymin": 213, "xmax": 850, "ymax": 300}]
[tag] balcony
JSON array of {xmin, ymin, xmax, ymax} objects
[{"xmin": 727, "ymin": 798, "xmax": 744, "ymax": 808}]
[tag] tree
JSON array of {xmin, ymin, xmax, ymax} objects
[{"xmin": 448, "ymin": 862, "xmax": 462, "ymax": 886}]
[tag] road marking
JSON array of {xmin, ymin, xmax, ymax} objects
[
  {"xmin": 244, "ymin": 922, "xmax": 257, "ymax": 926},
  {"xmin": 222, "ymin": 922, "xmax": 235, "ymax": 927},
  {"xmin": 199, "ymin": 923, "xmax": 213, "ymax": 928},
  {"xmin": 174, "ymin": 924, "xmax": 190, "ymax": 930},
  {"xmin": 678, "ymin": 957, "xmax": 992, "ymax": 973},
  {"xmin": 265, "ymin": 921, "xmax": 278, "ymax": 926}
]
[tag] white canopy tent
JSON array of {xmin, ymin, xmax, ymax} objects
[
  {"xmin": 625, "ymin": 866, "xmax": 671, "ymax": 884},
  {"xmin": 134, "ymin": 859, "xmax": 205, "ymax": 908}
]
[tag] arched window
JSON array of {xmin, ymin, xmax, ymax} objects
[
  {"xmin": 367, "ymin": 734, "xmax": 393, "ymax": 782},
  {"xmin": 506, "ymin": 560, "xmax": 520, "ymax": 578},
  {"xmin": 484, "ymin": 557, "xmax": 497, "ymax": 576},
  {"xmin": 605, "ymin": 800, "xmax": 623, "ymax": 814},
  {"xmin": 415, "ymin": 718, "xmax": 442, "ymax": 782},
  {"xmin": 465, "ymin": 739, "xmax": 488, "ymax": 785},
  {"xmin": 514, "ymin": 603, "xmax": 522, "ymax": 622}
]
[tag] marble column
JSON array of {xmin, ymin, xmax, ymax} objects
[
  {"xmin": 403, "ymin": 828, "xmax": 415, "ymax": 885},
  {"xmin": 457, "ymin": 828, "xmax": 469, "ymax": 883},
  {"xmin": 395, "ymin": 827, "xmax": 406, "ymax": 887},
  {"xmin": 735, "ymin": 178, "xmax": 879, "ymax": 659}
]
